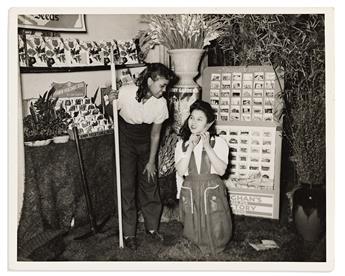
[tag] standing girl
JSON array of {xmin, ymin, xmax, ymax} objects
[
  {"xmin": 107, "ymin": 63, "xmax": 175, "ymax": 250},
  {"xmin": 175, "ymin": 100, "xmax": 232, "ymax": 255}
]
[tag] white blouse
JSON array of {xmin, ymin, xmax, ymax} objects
[{"xmin": 117, "ymin": 84, "xmax": 169, "ymax": 124}]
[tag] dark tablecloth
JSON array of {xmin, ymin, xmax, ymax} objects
[{"xmin": 17, "ymin": 134, "xmax": 117, "ymax": 259}]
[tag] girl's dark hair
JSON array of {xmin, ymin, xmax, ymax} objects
[
  {"xmin": 179, "ymin": 100, "xmax": 217, "ymax": 142},
  {"xmin": 135, "ymin": 63, "xmax": 176, "ymax": 103}
]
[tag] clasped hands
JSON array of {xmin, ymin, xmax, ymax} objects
[{"xmin": 189, "ymin": 131, "xmax": 211, "ymax": 150}]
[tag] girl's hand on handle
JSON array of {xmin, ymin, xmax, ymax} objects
[
  {"xmin": 143, "ymin": 161, "xmax": 157, "ymax": 182},
  {"xmin": 108, "ymin": 89, "xmax": 119, "ymax": 102}
]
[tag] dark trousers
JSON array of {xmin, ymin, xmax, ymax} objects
[{"xmin": 118, "ymin": 118, "xmax": 162, "ymax": 237}]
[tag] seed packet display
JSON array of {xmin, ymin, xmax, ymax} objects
[
  {"xmin": 254, "ymin": 81, "xmax": 264, "ymax": 89},
  {"xmin": 117, "ymin": 40, "xmax": 139, "ymax": 64},
  {"xmin": 254, "ymin": 72, "xmax": 264, "ymax": 81},
  {"xmin": 253, "ymin": 89, "xmax": 264, "ymax": 97},
  {"xmin": 232, "ymin": 72, "xmax": 242, "ymax": 81},
  {"xmin": 25, "ymin": 35, "xmax": 47, "ymax": 67},
  {"xmin": 243, "ymin": 81, "xmax": 253, "ymax": 89},
  {"xmin": 210, "ymin": 89, "xmax": 220, "ymax": 98},
  {"xmin": 224, "ymin": 126, "xmax": 276, "ymax": 190},
  {"xmin": 232, "ymin": 81, "xmax": 242, "ymax": 89}
]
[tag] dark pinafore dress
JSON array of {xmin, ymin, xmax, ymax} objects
[{"xmin": 179, "ymin": 139, "xmax": 232, "ymax": 255}]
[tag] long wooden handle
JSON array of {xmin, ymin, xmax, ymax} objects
[{"xmin": 110, "ymin": 46, "xmax": 124, "ymax": 248}]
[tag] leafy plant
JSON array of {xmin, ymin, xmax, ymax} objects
[
  {"xmin": 137, "ymin": 14, "xmax": 223, "ymax": 58},
  {"xmin": 23, "ymin": 87, "xmax": 71, "ymax": 141},
  {"xmin": 211, "ymin": 14, "xmax": 326, "ymax": 186}
]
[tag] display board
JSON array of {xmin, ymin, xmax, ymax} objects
[{"xmin": 202, "ymin": 66, "xmax": 284, "ymax": 219}]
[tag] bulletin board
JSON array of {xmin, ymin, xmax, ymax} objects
[{"xmin": 202, "ymin": 66, "xmax": 284, "ymax": 219}]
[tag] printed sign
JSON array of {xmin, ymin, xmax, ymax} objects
[
  {"xmin": 51, "ymin": 81, "xmax": 87, "ymax": 98},
  {"xmin": 18, "ymin": 14, "xmax": 86, "ymax": 32},
  {"xmin": 229, "ymin": 192, "xmax": 274, "ymax": 218}
]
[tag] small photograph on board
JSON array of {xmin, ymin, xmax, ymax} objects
[
  {"xmin": 264, "ymin": 114, "xmax": 274, "ymax": 122},
  {"xmin": 220, "ymin": 107, "xmax": 229, "ymax": 113},
  {"xmin": 220, "ymin": 114, "xmax": 229, "ymax": 121},
  {"xmin": 262, "ymin": 147, "xmax": 272, "ymax": 155},
  {"xmin": 253, "ymin": 89, "xmax": 264, "ymax": 97},
  {"xmin": 243, "ymin": 81, "xmax": 253, "ymax": 89},
  {"xmin": 239, "ymin": 147, "xmax": 249, "ymax": 154},
  {"xmin": 222, "ymin": 73, "xmax": 232, "ymax": 82},
  {"xmin": 251, "ymin": 140, "xmax": 260, "ymax": 147},
  {"xmin": 261, "ymin": 157, "xmax": 271, "ymax": 163},
  {"xmin": 210, "ymin": 81, "xmax": 221, "ymax": 89},
  {"xmin": 220, "ymin": 99, "xmax": 229, "ymax": 106},
  {"xmin": 250, "ymin": 155, "xmax": 260, "ymax": 163},
  {"xmin": 242, "ymin": 89, "xmax": 252, "ymax": 97},
  {"xmin": 263, "ymin": 131, "xmax": 272, "ymax": 137},
  {"xmin": 240, "ymin": 138, "xmax": 249, "ymax": 145},
  {"xmin": 241, "ymin": 114, "xmax": 251, "ymax": 121},
  {"xmin": 210, "ymin": 98, "xmax": 219, "ymax": 105},
  {"xmin": 253, "ymin": 98, "xmax": 263, "ymax": 106},
  {"xmin": 232, "ymin": 81, "xmax": 242, "ymax": 89},
  {"xmin": 262, "ymin": 139, "xmax": 272, "ymax": 146},
  {"xmin": 265, "ymin": 80, "xmax": 275, "ymax": 89},
  {"xmin": 251, "ymin": 146, "xmax": 261, "ymax": 154},
  {"xmin": 264, "ymin": 98, "xmax": 275, "ymax": 105},
  {"xmin": 252, "ymin": 130, "xmax": 261, "ymax": 137},
  {"xmin": 265, "ymin": 90, "xmax": 275, "ymax": 97},
  {"xmin": 239, "ymin": 155, "xmax": 247, "ymax": 162},
  {"xmin": 243, "ymin": 73, "xmax": 254, "ymax": 81},
  {"xmin": 230, "ymin": 113, "xmax": 240, "ymax": 120},
  {"xmin": 231, "ymin": 106, "xmax": 240, "ymax": 114},
  {"xmin": 210, "ymin": 89, "xmax": 220, "ymax": 97},
  {"xmin": 232, "ymin": 90, "xmax": 241, "ymax": 97},
  {"xmin": 240, "ymin": 130, "xmax": 250, "ymax": 136},
  {"xmin": 252, "ymin": 114, "xmax": 263, "ymax": 121},
  {"xmin": 211, "ymin": 73, "xmax": 221, "ymax": 81},
  {"xmin": 242, "ymin": 98, "xmax": 251, "ymax": 106},
  {"xmin": 239, "ymin": 163, "xmax": 248, "ymax": 170},
  {"xmin": 253, "ymin": 106, "xmax": 263, "ymax": 114},
  {"xmin": 232, "ymin": 72, "xmax": 242, "ymax": 81},
  {"xmin": 254, "ymin": 72, "xmax": 264, "ymax": 81},
  {"xmin": 231, "ymin": 97, "xmax": 241, "ymax": 105},
  {"xmin": 242, "ymin": 107, "xmax": 251, "ymax": 114},
  {"xmin": 264, "ymin": 107, "xmax": 273, "ymax": 114},
  {"xmin": 229, "ymin": 137, "xmax": 238, "ymax": 144},
  {"xmin": 222, "ymin": 83, "xmax": 231, "ymax": 90},
  {"xmin": 254, "ymin": 81, "xmax": 264, "ymax": 89},
  {"xmin": 229, "ymin": 130, "xmax": 239, "ymax": 136},
  {"xmin": 216, "ymin": 125, "xmax": 228, "ymax": 136},
  {"xmin": 265, "ymin": 72, "xmax": 276, "ymax": 80},
  {"xmin": 220, "ymin": 91, "xmax": 230, "ymax": 97}
]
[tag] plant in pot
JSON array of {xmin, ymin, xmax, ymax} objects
[
  {"xmin": 285, "ymin": 87, "xmax": 326, "ymax": 242},
  {"xmin": 51, "ymin": 108, "xmax": 71, "ymax": 144},
  {"xmin": 23, "ymin": 87, "xmax": 71, "ymax": 146}
]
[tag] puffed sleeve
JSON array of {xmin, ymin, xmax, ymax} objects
[
  {"xmin": 153, "ymin": 98, "xmax": 169, "ymax": 124},
  {"xmin": 174, "ymin": 139, "xmax": 185, "ymax": 166},
  {"xmin": 214, "ymin": 136, "xmax": 229, "ymax": 165}
]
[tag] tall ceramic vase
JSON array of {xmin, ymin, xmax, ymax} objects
[{"xmin": 168, "ymin": 49, "xmax": 205, "ymax": 133}]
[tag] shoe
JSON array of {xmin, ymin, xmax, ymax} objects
[
  {"xmin": 146, "ymin": 230, "xmax": 164, "ymax": 242},
  {"xmin": 124, "ymin": 236, "xmax": 137, "ymax": 250}
]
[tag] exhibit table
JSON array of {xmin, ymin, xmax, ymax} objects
[{"xmin": 18, "ymin": 134, "xmax": 116, "ymax": 259}]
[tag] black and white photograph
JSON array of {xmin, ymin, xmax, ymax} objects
[{"xmin": 7, "ymin": 6, "xmax": 336, "ymax": 272}]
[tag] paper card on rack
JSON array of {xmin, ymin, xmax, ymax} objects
[
  {"xmin": 210, "ymin": 81, "xmax": 221, "ymax": 89},
  {"xmin": 242, "ymin": 89, "xmax": 252, "ymax": 97},
  {"xmin": 254, "ymin": 81, "xmax": 264, "ymax": 89},
  {"xmin": 243, "ymin": 81, "xmax": 253, "ymax": 89},
  {"xmin": 232, "ymin": 81, "xmax": 242, "ymax": 89},
  {"xmin": 254, "ymin": 72, "xmax": 264, "ymax": 81},
  {"xmin": 232, "ymin": 72, "xmax": 242, "ymax": 81},
  {"xmin": 221, "ymin": 73, "xmax": 231, "ymax": 82},
  {"xmin": 211, "ymin": 73, "xmax": 221, "ymax": 81},
  {"xmin": 265, "ymin": 72, "xmax": 276, "ymax": 80},
  {"xmin": 265, "ymin": 80, "xmax": 275, "ymax": 89},
  {"xmin": 243, "ymin": 73, "xmax": 253, "ymax": 81}
]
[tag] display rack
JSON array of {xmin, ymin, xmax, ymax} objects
[
  {"xmin": 202, "ymin": 66, "xmax": 284, "ymax": 219},
  {"xmin": 20, "ymin": 63, "xmax": 146, "ymax": 73}
]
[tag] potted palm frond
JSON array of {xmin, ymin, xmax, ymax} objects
[{"xmin": 23, "ymin": 87, "xmax": 71, "ymax": 146}]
